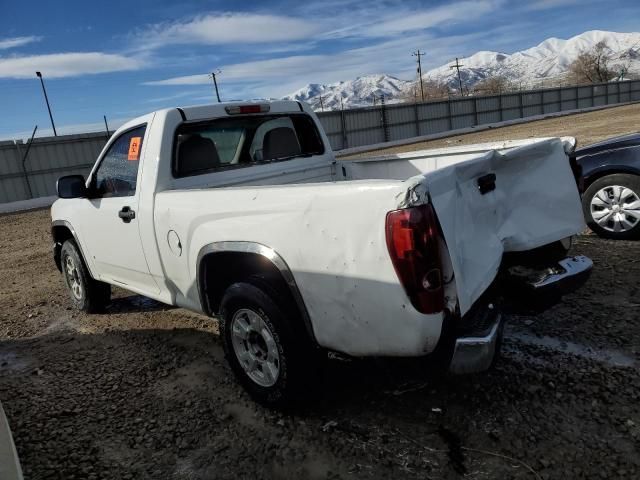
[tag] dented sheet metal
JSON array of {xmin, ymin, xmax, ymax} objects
[
  {"xmin": 403, "ymin": 137, "xmax": 585, "ymax": 314},
  {"xmin": 153, "ymin": 137, "xmax": 584, "ymax": 354}
]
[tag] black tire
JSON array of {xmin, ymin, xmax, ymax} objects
[
  {"xmin": 60, "ymin": 240, "xmax": 111, "ymax": 313},
  {"xmin": 220, "ymin": 281, "xmax": 317, "ymax": 407},
  {"xmin": 582, "ymin": 173, "xmax": 640, "ymax": 239}
]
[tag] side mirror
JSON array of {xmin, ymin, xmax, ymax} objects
[{"xmin": 56, "ymin": 175, "xmax": 87, "ymax": 199}]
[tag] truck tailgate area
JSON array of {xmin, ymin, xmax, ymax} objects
[{"xmin": 344, "ymin": 138, "xmax": 586, "ymax": 314}]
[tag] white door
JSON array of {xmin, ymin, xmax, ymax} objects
[{"xmin": 77, "ymin": 124, "xmax": 160, "ymax": 295}]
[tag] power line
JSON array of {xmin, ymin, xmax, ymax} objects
[
  {"xmin": 450, "ymin": 58, "xmax": 465, "ymax": 96},
  {"xmin": 412, "ymin": 50, "xmax": 425, "ymax": 102}
]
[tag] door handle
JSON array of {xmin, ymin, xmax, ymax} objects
[{"xmin": 118, "ymin": 206, "xmax": 136, "ymax": 223}]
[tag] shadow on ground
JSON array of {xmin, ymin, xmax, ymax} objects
[{"xmin": 1, "ymin": 323, "xmax": 638, "ymax": 480}]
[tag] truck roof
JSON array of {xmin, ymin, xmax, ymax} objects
[{"xmin": 117, "ymin": 99, "xmax": 308, "ymax": 135}]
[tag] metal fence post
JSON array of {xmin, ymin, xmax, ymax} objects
[
  {"xmin": 473, "ymin": 97, "xmax": 479, "ymax": 126},
  {"xmin": 498, "ymin": 93, "xmax": 503, "ymax": 122},
  {"xmin": 519, "ymin": 91, "xmax": 524, "ymax": 118},
  {"xmin": 617, "ymin": 81, "xmax": 621, "ymax": 104},
  {"xmin": 413, "ymin": 101, "xmax": 420, "ymax": 136},
  {"xmin": 13, "ymin": 140, "xmax": 33, "ymax": 199},
  {"xmin": 340, "ymin": 106, "xmax": 348, "ymax": 149},
  {"xmin": 591, "ymin": 84, "xmax": 595, "ymax": 107},
  {"xmin": 447, "ymin": 99, "xmax": 453, "ymax": 130},
  {"xmin": 380, "ymin": 96, "xmax": 390, "ymax": 142},
  {"xmin": 575, "ymin": 85, "xmax": 579, "ymax": 109}
]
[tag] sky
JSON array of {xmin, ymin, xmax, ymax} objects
[{"xmin": 0, "ymin": 0, "xmax": 639, "ymax": 139}]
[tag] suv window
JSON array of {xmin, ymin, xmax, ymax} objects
[
  {"xmin": 174, "ymin": 114, "xmax": 324, "ymax": 177},
  {"xmin": 94, "ymin": 125, "xmax": 146, "ymax": 197}
]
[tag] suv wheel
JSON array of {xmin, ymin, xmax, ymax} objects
[{"xmin": 582, "ymin": 173, "xmax": 640, "ymax": 239}]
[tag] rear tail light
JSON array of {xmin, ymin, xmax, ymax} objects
[
  {"xmin": 225, "ymin": 104, "xmax": 270, "ymax": 115},
  {"xmin": 385, "ymin": 204, "xmax": 444, "ymax": 314}
]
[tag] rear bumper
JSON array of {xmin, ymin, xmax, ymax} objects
[
  {"xmin": 502, "ymin": 255, "xmax": 593, "ymax": 314},
  {"xmin": 449, "ymin": 311, "xmax": 503, "ymax": 375},
  {"xmin": 526, "ymin": 255, "xmax": 592, "ymax": 295},
  {"xmin": 448, "ymin": 255, "xmax": 592, "ymax": 374}
]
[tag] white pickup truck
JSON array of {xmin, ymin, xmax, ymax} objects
[{"xmin": 51, "ymin": 100, "xmax": 592, "ymax": 405}]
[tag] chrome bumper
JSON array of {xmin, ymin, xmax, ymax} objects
[
  {"xmin": 449, "ymin": 313, "xmax": 503, "ymax": 375},
  {"xmin": 449, "ymin": 255, "xmax": 592, "ymax": 375},
  {"xmin": 529, "ymin": 255, "xmax": 592, "ymax": 290}
]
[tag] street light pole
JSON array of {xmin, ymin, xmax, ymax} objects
[
  {"xmin": 210, "ymin": 70, "xmax": 222, "ymax": 102},
  {"xmin": 35, "ymin": 71, "xmax": 57, "ymax": 136}
]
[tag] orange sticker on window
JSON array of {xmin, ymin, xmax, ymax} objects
[{"xmin": 128, "ymin": 137, "xmax": 142, "ymax": 161}]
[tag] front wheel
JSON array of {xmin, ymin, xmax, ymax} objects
[
  {"xmin": 582, "ymin": 173, "xmax": 640, "ymax": 239},
  {"xmin": 219, "ymin": 282, "xmax": 317, "ymax": 407},
  {"xmin": 60, "ymin": 240, "xmax": 111, "ymax": 313}
]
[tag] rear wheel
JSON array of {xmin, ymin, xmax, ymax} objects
[
  {"xmin": 583, "ymin": 174, "xmax": 640, "ymax": 239},
  {"xmin": 220, "ymin": 281, "xmax": 319, "ymax": 407},
  {"xmin": 60, "ymin": 240, "xmax": 111, "ymax": 313}
]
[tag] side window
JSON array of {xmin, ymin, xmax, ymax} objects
[{"xmin": 94, "ymin": 125, "xmax": 146, "ymax": 198}]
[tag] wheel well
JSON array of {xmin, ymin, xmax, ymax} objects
[
  {"xmin": 198, "ymin": 251, "xmax": 315, "ymax": 342},
  {"xmin": 198, "ymin": 251, "xmax": 315, "ymax": 341},
  {"xmin": 583, "ymin": 169, "xmax": 640, "ymax": 192},
  {"xmin": 52, "ymin": 225, "xmax": 74, "ymax": 271}
]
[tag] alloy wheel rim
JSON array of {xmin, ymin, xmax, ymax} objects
[
  {"xmin": 230, "ymin": 308, "xmax": 280, "ymax": 387},
  {"xmin": 64, "ymin": 255, "xmax": 83, "ymax": 300},
  {"xmin": 590, "ymin": 185, "xmax": 640, "ymax": 233}
]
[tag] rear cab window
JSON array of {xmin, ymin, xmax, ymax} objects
[{"xmin": 173, "ymin": 113, "xmax": 324, "ymax": 177}]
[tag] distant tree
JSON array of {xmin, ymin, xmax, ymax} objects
[
  {"xmin": 568, "ymin": 41, "xmax": 616, "ymax": 84},
  {"xmin": 473, "ymin": 76, "xmax": 511, "ymax": 95},
  {"xmin": 400, "ymin": 79, "xmax": 450, "ymax": 103}
]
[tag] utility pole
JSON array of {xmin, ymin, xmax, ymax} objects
[
  {"xmin": 35, "ymin": 71, "xmax": 57, "ymax": 136},
  {"xmin": 210, "ymin": 70, "xmax": 222, "ymax": 102},
  {"xmin": 412, "ymin": 50, "xmax": 425, "ymax": 102},
  {"xmin": 450, "ymin": 58, "xmax": 464, "ymax": 96},
  {"xmin": 319, "ymin": 95, "xmax": 324, "ymax": 112}
]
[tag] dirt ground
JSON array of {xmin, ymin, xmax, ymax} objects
[
  {"xmin": 342, "ymin": 103, "xmax": 640, "ymax": 158},
  {"xmin": 1, "ymin": 207, "xmax": 639, "ymax": 480}
]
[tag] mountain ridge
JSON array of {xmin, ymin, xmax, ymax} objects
[{"xmin": 283, "ymin": 30, "xmax": 640, "ymax": 110}]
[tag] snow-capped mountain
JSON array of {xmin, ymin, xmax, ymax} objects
[
  {"xmin": 283, "ymin": 31, "xmax": 640, "ymax": 111},
  {"xmin": 425, "ymin": 30, "xmax": 640, "ymax": 90},
  {"xmin": 283, "ymin": 74, "xmax": 410, "ymax": 111}
]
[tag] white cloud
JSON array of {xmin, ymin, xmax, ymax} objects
[
  {"xmin": 0, "ymin": 36, "xmax": 42, "ymax": 50},
  {"xmin": 134, "ymin": 13, "xmax": 320, "ymax": 49},
  {"xmin": 321, "ymin": 0, "xmax": 503, "ymax": 39},
  {"xmin": 0, "ymin": 52, "xmax": 142, "ymax": 79},
  {"xmin": 144, "ymin": 30, "xmax": 491, "ymax": 97},
  {"xmin": 525, "ymin": 0, "xmax": 582, "ymax": 10},
  {"xmin": 376, "ymin": 1, "xmax": 500, "ymax": 35},
  {"xmin": 141, "ymin": 0, "xmax": 508, "ymax": 92}
]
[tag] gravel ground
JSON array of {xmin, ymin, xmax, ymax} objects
[
  {"xmin": 342, "ymin": 102, "xmax": 640, "ymax": 158},
  {"xmin": 1, "ymin": 208, "xmax": 639, "ymax": 480}
]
